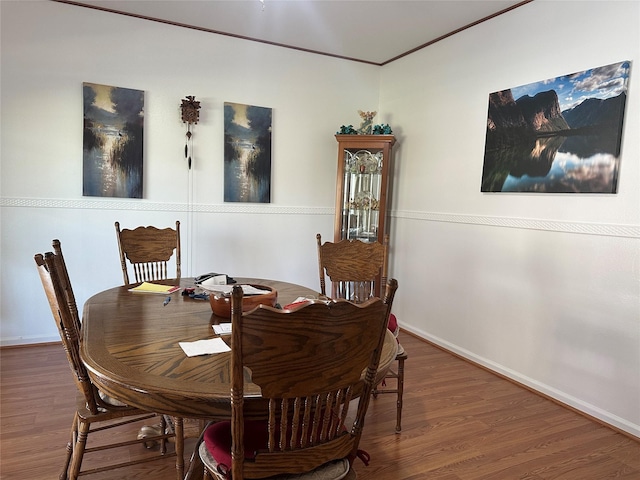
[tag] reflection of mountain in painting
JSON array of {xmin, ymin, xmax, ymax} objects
[
  {"xmin": 561, "ymin": 92, "xmax": 627, "ymax": 157},
  {"xmin": 482, "ymin": 87, "xmax": 626, "ymax": 193}
]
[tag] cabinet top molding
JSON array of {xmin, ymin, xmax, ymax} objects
[{"xmin": 335, "ymin": 134, "xmax": 396, "ymax": 147}]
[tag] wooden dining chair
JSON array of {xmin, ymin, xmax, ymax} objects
[
  {"xmin": 316, "ymin": 233, "xmax": 407, "ymax": 433},
  {"xmin": 115, "ymin": 221, "xmax": 181, "ymax": 285},
  {"xmin": 35, "ymin": 240, "xmax": 183, "ymax": 480},
  {"xmin": 199, "ymin": 279, "xmax": 398, "ymax": 480}
]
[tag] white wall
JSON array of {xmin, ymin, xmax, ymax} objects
[
  {"xmin": 0, "ymin": 0, "xmax": 379, "ymax": 340},
  {"xmin": 1, "ymin": 0, "xmax": 638, "ymax": 438},
  {"xmin": 379, "ymin": 1, "xmax": 639, "ymax": 437}
]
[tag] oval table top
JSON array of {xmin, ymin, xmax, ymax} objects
[{"xmin": 80, "ymin": 277, "xmax": 398, "ymax": 420}]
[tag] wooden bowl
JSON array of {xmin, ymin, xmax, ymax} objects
[{"xmin": 209, "ymin": 285, "xmax": 278, "ymax": 318}]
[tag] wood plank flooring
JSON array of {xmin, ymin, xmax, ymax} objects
[{"xmin": 1, "ymin": 333, "xmax": 638, "ymax": 479}]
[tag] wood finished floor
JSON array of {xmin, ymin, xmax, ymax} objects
[{"xmin": 1, "ymin": 333, "xmax": 638, "ymax": 479}]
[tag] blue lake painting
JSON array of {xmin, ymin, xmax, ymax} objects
[
  {"xmin": 223, "ymin": 102, "xmax": 272, "ymax": 203},
  {"xmin": 83, "ymin": 82, "xmax": 144, "ymax": 198}
]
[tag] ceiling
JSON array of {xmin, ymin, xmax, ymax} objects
[{"xmin": 59, "ymin": 0, "xmax": 530, "ymax": 65}]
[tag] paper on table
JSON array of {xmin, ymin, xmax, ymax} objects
[
  {"xmin": 129, "ymin": 282, "xmax": 180, "ymax": 294},
  {"xmin": 199, "ymin": 281, "xmax": 271, "ymax": 296},
  {"xmin": 179, "ymin": 338, "xmax": 231, "ymax": 357},
  {"xmin": 212, "ymin": 323, "xmax": 232, "ymax": 335}
]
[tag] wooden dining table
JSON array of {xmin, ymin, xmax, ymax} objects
[{"xmin": 80, "ymin": 277, "xmax": 398, "ymax": 478}]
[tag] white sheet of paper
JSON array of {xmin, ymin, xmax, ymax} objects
[
  {"xmin": 211, "ymin": 274, "xmax": 228, "ymax": 285},
  {"xmin": 179, "ymin": 338, "xmax": 231, "ymax": 357},
  {"xmin": 212, "ymin": 323, "xmax": 232, "ymax": 335}
]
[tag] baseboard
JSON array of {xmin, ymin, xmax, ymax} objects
[{"xmin": 0, "ymin": 335, "xmax": 60, "ymax": 347}]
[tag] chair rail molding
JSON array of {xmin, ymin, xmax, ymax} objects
[
  {"xmin": 392, "ymin": 210, "xmax": 640, "ymax": 239},
  {"xmin": 2, "ymin": 197, "xmax": 639, "ymax": 238},
  {"xmin": 0, "ymin": 197, "xmax": 333, "ymax": 216}
]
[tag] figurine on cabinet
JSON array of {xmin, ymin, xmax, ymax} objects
[{"xmin": 357, "ymin": 110, "xmax": 377, "ymax": 134}]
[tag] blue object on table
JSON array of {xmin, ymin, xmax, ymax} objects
[{"xmin": 189, "ymin": 293, "xmax": 209, "ymax": 300}]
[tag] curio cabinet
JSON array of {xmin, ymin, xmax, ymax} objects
[{"xmin": 333, "ymin": 134, "xmax": 396, "ymax": 244}]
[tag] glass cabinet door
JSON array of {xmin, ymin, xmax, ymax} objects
[
  {"xmin": 334, "ymin": 135, "xmax": 396, "ymax": 244},
  {"xmin": 340, "ymin": 149, "xmax": 384, "ymax": 242}
]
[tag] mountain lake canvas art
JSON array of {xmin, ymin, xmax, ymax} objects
[{"xmin": 481, "ymin": 61, "xmax": 630, "ymax": 193}]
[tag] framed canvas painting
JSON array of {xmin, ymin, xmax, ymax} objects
[
  {"xmin": 223, "ymin": 102, "xmax": 272, "ymax": 203},
  {"xmin": 83, "ymin": 82, "xmax": 144, "ymax": 198},
  {"xmin": 481, "ymin": 61, "xmax": 630, "ymax": 193}
]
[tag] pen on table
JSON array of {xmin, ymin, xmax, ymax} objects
[{"xmin": 163, "ymin": 296, "xmax": 171, "ymax": 306}]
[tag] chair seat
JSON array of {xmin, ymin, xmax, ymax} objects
[{"xmin": 199, "ymin": 442, "xmax": 352, "ymax": 480}]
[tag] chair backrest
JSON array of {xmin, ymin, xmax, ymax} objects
[
  {"xmin": 229, "ymin": 278, "xmax": 398, "ymax": 479},
  {"xmin": 316, "ymin": 233, "xmax": 388, "ymax": 302},
  {"xmin": 115, "ymin": 221, "xmax": 181, "ymax": 285},
  {"xmin": 34, "ymin": 242, "xmax": 101, "ymax": 414},
  {"xmin": 51, "ymin": 239, "xmax": 81, "ymax": 331}
]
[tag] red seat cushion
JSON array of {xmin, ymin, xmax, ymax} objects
[
  {"xmin": 203, "ymin": 408, "xmax": 347, "ymax": 474},
  {"xmin": 387, "ymin": 313, "xmax": 398, "ymax": 337},
  {"xmin": 203, "ymin": 420, "xmax": 269, "ymax": 472}
]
